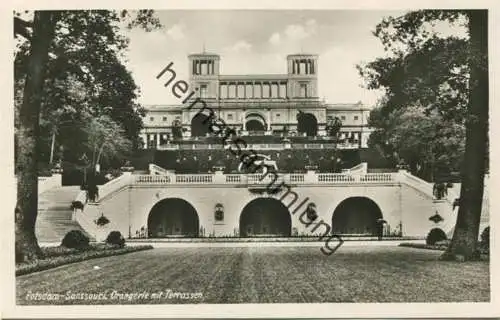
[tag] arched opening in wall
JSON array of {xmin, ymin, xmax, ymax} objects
[
  {"xmin": 239, "ymin": 198, "xmax": 291, "ymax": 237},
  {"xmin": 191, "ymin": 113, "xmax": 211, "ymax": 137},
  {"xmin": 147, "ymin": 198, "xmax": 199, "ymax": 237},
  {"xmin": 331, "ymin": 197, "xmax": 383, "ymax": 235},
  {"xmin": 245, "ymin": 113, "xmax": 267, "ymax": 132},
  {"xmin": 297, "ymin": 112, "xmax": 318, "ymax": 136}
]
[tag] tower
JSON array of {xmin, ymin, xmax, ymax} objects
[
  {"xmin": 188, "ymin": 53, "xmax": 220, "ymax": 100},
  {"xmin": 286, "ymin": 54, "xmax": 318, "ymax": 99}
]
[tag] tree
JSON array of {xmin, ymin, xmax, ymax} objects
[
  {"xmin": 171, "ymin": 119, "xmax": 183, "ymax": 140},
  {"xmin": 358, "ymin": 10, "xmax": 488, "ymax": 260},
  {"xmin": 325, "ymin": 116, "xmax": 342, "ymax": 138},
  {"xmin": 15, "ymin": 11, "xmax": 60, "ymax": 263},
  {"xmin": 14, "ymin": 10, "xmax": 162, "ymax": 262},
  {"xmin": 368, "ymin": 105, "xmax": 465, "ymax": 181},
  {"xmin": 82, "ymin": 114, "xmax": 132, "ymax": 172}
]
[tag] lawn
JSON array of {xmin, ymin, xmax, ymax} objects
[{"xmin": 16, "ymin": 246, "xmax": 490, "ymax": 304}]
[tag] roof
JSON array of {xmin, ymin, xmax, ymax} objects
[{"xmin": 188, "ymin": 53, "xmax": 220, "ymax": 58}]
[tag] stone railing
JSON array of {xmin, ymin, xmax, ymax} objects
[
  {"xmin": 96, "ymin": 173, "xmax": 132, "ymax": 202},
  {"xmin": 157, "ymin": 142, "xmax": 361, "ymax": 151},
  {"xmin": 133, "ymin": 171, "xmax": 399, "ymax": 186},
  {"xmin": 398, "ymin": 170, "xmax": 434, "ymax": 198},
  {"xmin": 149, "ymin": 163, "xmax": 171, "ymax": 175}
]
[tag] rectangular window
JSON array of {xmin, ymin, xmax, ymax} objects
[
  {"xmin": 354, "ymin": 115, "xmax": 359, "ymax": 121},
  {"xmin": 220, "ymin": 84, "xmax": 228, "ymax": 99},
  {"xmin": 162, "ymin": 116, "xmax": 167, "ymax": 122},
  {"xmin": 228, "ymin": 84, "xmax": 236, "ymax": 98},
  {"xmin": 300, "ymin": 84, "xmax": 307, "ymax": 98},
  {"xmin": 341, "ymin": 116, "xmax": 346, "ymax": 121},
  {"xmin": 193, "ymin": 61, "xmax": 198, "ymax": 75},
  {"xmin": 254, "ymin": 84, "xmax": 261, "ymax": 98},
  {"xmin": 279, "ymin": 83, "xmax": 287, "ymax": 98},
  {"xmin": 245, "ymin": 84, "xmax": 253, "ymax": 98},
  {"xmin": 262, "ymin": 83, "xmax": 270, "ymax": 98},
  {"xmin": 271, "ymin": 84, "xmax": 278, "ymax": 98},
  {"xmin": 150, "ymin": 117, "xmax": 155, "ymax": 122},
  {"xmin": 237, "ymin": 84, "xmax": 245, "ymax": 98},
  {"xmin": 200, "ymin": 84, "xmax": 208, "ymax": 98},
  {"xmin": 227, "ymin": 114, "xmax": 233, "ymax": 120}
]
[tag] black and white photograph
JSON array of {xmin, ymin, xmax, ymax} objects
[{"xmin": 3, "ymin": 1, "xmax": 497, "ymax": 318}]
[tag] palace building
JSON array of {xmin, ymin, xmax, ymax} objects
[{"xmin": 139, "ymin": 52, "xmax": 373, "ymax": 151}]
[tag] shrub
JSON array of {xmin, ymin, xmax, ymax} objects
[
  {"xmin": 95, "ymin": 214, "xmax": 110, "ymax": 226},
  {"xmin": 70, "ymin": 201, "xmax": 84, "ymax": 210},
  {"xmin": 106, "ymin": 231, "xmax": 125, "ymax": 247},
  {"xmin": 480, "ymin": 226, "xmax": 490, "ymax": 251},
  {"xmin": 61, "ymin": 230, "xmax": 90, "ymax": 249},
  {"xmin": 426, "ymin": 228, "xmax": 447, "ymax": 245}
]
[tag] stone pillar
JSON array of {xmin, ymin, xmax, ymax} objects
[
  {"xmin": 242, "ymin": 111, "xmax": 246, "ymax": 131},
  {"xmin": 267, "ymin": 109, "xmax": 271, "ymax": 131},
  {"xmin": 156, "ymin": 133, "xmax": 160, "ymax": 148}
]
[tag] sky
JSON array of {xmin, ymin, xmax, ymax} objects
[{"xmin": 123, "ymin": 10, "xmax": 410, "ymax": 107}]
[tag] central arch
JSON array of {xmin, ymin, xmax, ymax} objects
[
  {"xmin": 191, "ymin": 113, "xmax": 211, "ymax": 137},
  {"xmin": 297, "ymin": 112, "xmax": 318, "ymax": 137},
  {"xmin": 246, "ymin": 119, "xmax": 266, "ymax": 131},
  {"xmin": 331, "ymin": 197, "xmax": 383, "ymax": 235},
  {"xmin": 147, "ymin": 198, "xmax": 199, "ymax": 237},
  {"xmin": 239, "ymin": 198, "xmax": 291, "ymax": 237},
  {"xmin": 245, "ymin": 113, "xmax": 267, "ymax": 132}
]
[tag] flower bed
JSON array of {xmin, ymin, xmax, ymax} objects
[
  {"xmin": 399, "ymin": 242, "xmax": 490, "ymax": 255},
  {"xmin": 399, "ymin": 242, "xmax": 448, "ymax": 251},
  {"xmin": 16, "ymin": 244, "xmax": 153, "ymax": 276}
]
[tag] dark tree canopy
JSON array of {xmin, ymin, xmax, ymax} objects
[
  {"xmin": 14, "ymin": 10, "xmax": 162, "ymax": 171},
  {"xmin": 14, "ymin": 10, "xmax": 162, "ymax": 263},
  {"xmin": 359, "ymin": 10, "xmax": 488, "ymax": 260}
]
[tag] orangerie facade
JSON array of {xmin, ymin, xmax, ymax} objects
[{"xmin": 139, "ymin": 52, "xmax": 372, "ymax": 150}]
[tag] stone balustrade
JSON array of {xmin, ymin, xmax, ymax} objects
[{"xmin": 133, "ymin": 171, "xmax": 399, "ymax": 186}]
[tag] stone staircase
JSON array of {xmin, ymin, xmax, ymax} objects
[{"xmin": 36, "ymin": 186, "xmax": 93, "ymax": 243}]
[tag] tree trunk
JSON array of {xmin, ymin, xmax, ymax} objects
[
  {"xmin": 96, "ymin": 141, "xmax": 106, "ymax": 168},
  {"xmin": 442, "ymin": 10, "xmax": 488, "ymax": 261},
  {"xmin": 15, "ymin": 11, "xmax": 59, "ymax": 263},
  {"xmin": 49, "ymin": 128, "xmax": 56, "ymax": 164}
]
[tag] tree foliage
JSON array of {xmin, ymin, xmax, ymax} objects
[
  {"xmin": 82, "ymin": 114, "xmax": 132, "ymax": 170},
  {"xmin": 14, "ymin": 10, "xmax": 162, "ymax": 170},
  {"xmin": 14, "ymin": 10, "xmax": 162, "ymax": 263},
  {"xmin": 368, "ymin": 105, "xmax": 465, "ymax": 181},
  {"xmin": 359, "ymin": 10, "xmax": 488, "ymax": 260}
]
